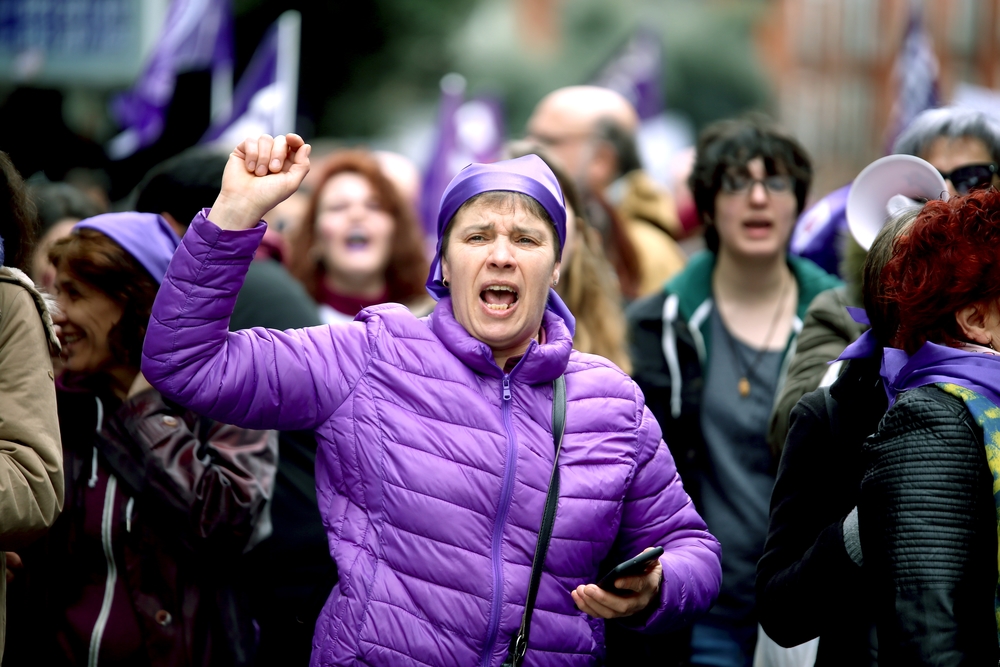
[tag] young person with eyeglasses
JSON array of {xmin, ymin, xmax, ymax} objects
[{"xmin": 627, "ymin": 115, "xmax": 840, "ymax": 667}]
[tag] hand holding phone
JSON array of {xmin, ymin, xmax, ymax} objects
[{"xmin": 597, "ymin": 546, "xmax": 664, "ymax": 594}]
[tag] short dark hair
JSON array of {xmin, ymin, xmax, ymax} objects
[
  {"xmin": 0, "ymin": 151, "xmax": 38, "ymax": 271},
  {"xmin": 862, "ymin": 205, "xmax": 921, "ymax": 347},
  {"xmin": 440, "ymin": 191, "xmax": 560, "ymax": 261},
  {"xmin": 30, "ymin": 182, "xmax": 102, "ymax": 233},
  {"xmin": 48, "ymin": 228, "xmax": 159, "ymax": 370},
  {"xmin": 689, "ymin": 114, "xmax": 812, "ymax": 253},
  {"xmin": 135, "ymin": 148, "xmax": 229, "ymax": 229},
  {"xmin": 594, "ymin": 117, "xmax": 642, "ymax": 178}
]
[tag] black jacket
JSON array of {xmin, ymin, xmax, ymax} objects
[
  {"xmin": 757, "ymin": 357, "xmax": 885, "ymax": 665},
  {"xmin": 860, "ymin": 385, "xmax": 998, "ymax": 666},
  {"xmin": 9, "ymin": 387, "xmax": 276, "ymax": 667}
]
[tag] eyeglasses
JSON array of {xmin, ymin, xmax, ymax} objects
[
  {"xmin": 937, "ymin": 163, "xmax": 998, "ymax": 194},
  {"xmin": 720, "ymin": 173, "xmax": 794, "ymax": 195}
]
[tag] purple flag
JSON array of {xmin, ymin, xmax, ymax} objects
[
  {"xmin": 107, "ymin": 0, "xmax": 233, "ymax": 159},
  {"xmin": 419, "ymin": 74, "xmax": 505, "ymax": 238},
  {"xmin": 886, "ymin": 4, "xmax": 940, "ymax": 149},
  {"xmin": 789, "ymin": 183, "xmax": 851, "ymax": 277},
  {"xmin": 590, "ymin": 29, "xmax": 664, "ymax": 121},
  {"xmin": 202, "ymin": 11, "xmax": 300, "ymax": 147}
]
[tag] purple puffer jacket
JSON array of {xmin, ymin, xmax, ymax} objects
[{"xmin": 141, "ymin": 212, "xmax": 722, "ymax": 667}]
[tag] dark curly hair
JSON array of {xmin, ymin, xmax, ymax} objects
[
  {"xmin": 0, "ymin": 151, "xmax": 38, "ymax": 270},
  {"xmin": 689, "ymin": 114, "xmax": 812, "ymax": 253},
  {"xmin": 48, "ymin": 229, "xmax": 159, "ymax": 370},
  {"xmin": 880, "ymin": 188, "xmax": 1000, "ymax": 354}
]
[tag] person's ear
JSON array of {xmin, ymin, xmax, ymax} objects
[
  {"xmin": 551, "ymin": 261, "xmax": 561, "ymax": 288},
  {"xmin": 955, "ymin": 301, "xmax": 994, "ymax": 345},
  {"xmin": 441, "ymin": 256, "xmax": 451, "ymax": 286}
]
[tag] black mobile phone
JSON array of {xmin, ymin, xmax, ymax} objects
[{"xmin": 596, "ymin": 547, "xmax": 665, "ymax": 594}]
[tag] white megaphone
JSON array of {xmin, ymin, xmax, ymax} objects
[{"xmin": 846, "ymin": 154, "xmax": 950, "ymax": 250}]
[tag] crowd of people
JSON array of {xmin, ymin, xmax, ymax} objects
[{"xmin": 2, "ymin": 79, "xmax": 1000, "ymax": 667}]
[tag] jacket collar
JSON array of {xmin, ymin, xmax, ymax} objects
[
  {"xmin": 427, "ymin": 296, "xmax": 571, "ymax": 383},
  {"xmin": 665, "ymin": 251, "xmax": 842, "ymax": 323}
]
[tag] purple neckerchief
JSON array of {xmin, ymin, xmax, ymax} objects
[
  {"xmin": 834, "ymin": 307, "xmax": 1000, "ymax": 407},
  {"xmin": 881, "ymin": 341, "xmax": 1000, "ymax": 409},
  {"xmin": 837, "ymin": 307, "xmax": 878, "ymax": 360},
  {"xmin": 425, "ymin": 155, "xmax": 576, "ymax": 336}
]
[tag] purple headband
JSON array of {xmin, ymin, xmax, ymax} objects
[
  {"xmin": 425, "ymin": 155, "xmax": 575, "ymax": 334},
  {"xmin": 74, "ymin": 212, "xmax": 180, "ymax": 285}
]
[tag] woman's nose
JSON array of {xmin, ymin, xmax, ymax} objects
[{"xmin": 487, "ymin": 236, "xmax": 515, "ymax": 268}]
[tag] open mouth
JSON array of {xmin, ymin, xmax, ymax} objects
[
  {"xmin": 345, "ymin": 231, "xmax": 370, "ymax": 250},
  {"xmin": 62, "ymin": 331, "xmax": 83, "ymax": 345},
  {"xmin": 480, "ymin": 284, "xmax": 519, "ymax": 311}
]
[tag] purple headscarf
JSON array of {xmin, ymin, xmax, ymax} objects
[
  {"xmin": 74, "ymin": 212, "xmax": 180, "ymax": 285},
  {"xmin": 425, "ymin": 155, "xmax": 575, "ymax": 335}
]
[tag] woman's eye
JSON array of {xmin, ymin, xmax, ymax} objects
[
  {"xmin": 516, "ymin": 237, "xmax": 538, "ymax": 245},
  {"xmin": 468, "ymin": 234, "xmax": 486, "ymax": 242}
]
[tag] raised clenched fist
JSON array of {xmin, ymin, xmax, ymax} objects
[{"xmin": 208, "ymin": 133, "xmax": 311, "ymax": 231}]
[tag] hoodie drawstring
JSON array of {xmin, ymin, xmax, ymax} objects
[{"xmin": 88, "ymin": 396, "xmax": 104, "ymax": 488}]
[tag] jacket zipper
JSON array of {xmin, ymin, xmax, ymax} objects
[
  {"xmin": 88, "ymin": 474, "xmax": 119, "ymax": 667},
  {"xmin": 480, "ymin": 374, "xmax": 518, "ymax": 667}
]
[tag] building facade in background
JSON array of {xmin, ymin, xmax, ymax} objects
[{"xmin": 758, "ymin": 0, "xmax": 1000, "ymax": 197}]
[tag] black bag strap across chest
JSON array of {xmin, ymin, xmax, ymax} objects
[{"xmin": 502, "ymin": 374, "xmax": 567, "ymax": 667}]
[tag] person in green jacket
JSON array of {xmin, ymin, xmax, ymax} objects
[{"xmin": 626, "ymin": 115, "xmax": 840, "ymax": 666}]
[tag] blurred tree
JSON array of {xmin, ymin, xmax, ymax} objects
[{"xmin": 235, "ymin": 0, "xmax": 479, "ymax": 138}]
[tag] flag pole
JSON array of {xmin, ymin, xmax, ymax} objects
[{"xmin": 276, "ymin": 10, "xmax": 301, "ymax": 135}]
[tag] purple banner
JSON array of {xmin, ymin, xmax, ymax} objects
[
  {"xmin": 108, "ymin": 0, "xmax": 233, "ymax": 159},
  {"xmin": 590, "ymin": 28, "xmax": 664, "ymax": 121},
  {"xmin": 420, "ymin": 74, "xmax": 504, "ymax": 238}
]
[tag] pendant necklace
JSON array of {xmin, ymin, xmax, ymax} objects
[{"xmin": 720, "ymin": 276, "xmax": 791, "ymax": 398}]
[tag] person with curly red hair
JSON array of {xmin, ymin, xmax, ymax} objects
[{"xmin": 855, "ymin": 187, "xmax": 1000, "ymax": 664}]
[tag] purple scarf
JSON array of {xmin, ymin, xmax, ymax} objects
[{"xmin": 837, "ymin": 307, "xmax": 1000, "ymax": 408}]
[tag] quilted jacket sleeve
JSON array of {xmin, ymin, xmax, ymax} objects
[
  {"xmin": 142, "ymin": 212, "xmax": 372, "ymax": 431},
  {"xmin": 860, "ymin": 387, "xmax": 998, "ymax": 666},
  {"xmin": 611, "ymin": 400, "xmax": 722, "ymax": 633}
]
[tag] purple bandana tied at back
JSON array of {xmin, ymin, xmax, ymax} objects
[{"xmin": 425, "ymin": 154, "xmax": 575, "ymax": 335}]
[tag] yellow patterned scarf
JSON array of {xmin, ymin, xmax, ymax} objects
[{"xmin": 936, "ymin": 382, "xmax": 1000, "ymax": 641}]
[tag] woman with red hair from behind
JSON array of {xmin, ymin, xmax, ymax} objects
[{"xmin": 857, "ymin": 187, "xmax": 1000, "ymax": 664}]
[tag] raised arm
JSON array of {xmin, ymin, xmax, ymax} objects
[{"xmin": 141, "ymin": 135, "xmax": 371, "ymax": 431}]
